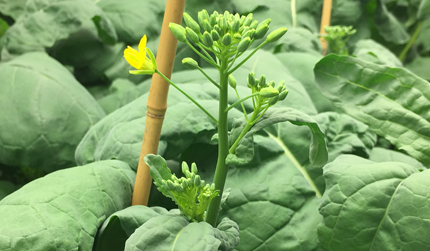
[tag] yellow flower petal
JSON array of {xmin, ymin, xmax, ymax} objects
[
  {"xmin": 138, "ymin": 35, "xmax": 147, "ymax": 57},
  {"xmin": 124, "ymin": 46, "xmax": 143, "ymax": 69}
]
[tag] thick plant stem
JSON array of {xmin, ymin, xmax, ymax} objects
[
  {"xmin": 399, "ymin": 21, "xmax": 424, "ymax": 62},
  {"xmin": 205, "ymin": 58, "xmax": 230, "ymax": 227}
]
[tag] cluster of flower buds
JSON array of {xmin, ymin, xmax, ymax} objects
[
  {"xmin": 248, "ymin": 72, "xmax": 289, "ymax": 106},
  {"xmin": 169, "ymin": 9, "xmax": 287, "ymax": 54},
  {"xmin": 158, "ymin": 161, "xmax": 218, "ymax": 222}
]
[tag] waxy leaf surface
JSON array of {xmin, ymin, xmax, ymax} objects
[
  {"xmin": 319, "ymin": 155, "xmax": 430, "ymax": 250},
  {"xmin": 0, "ymin": 160, "xmax": 135, "ymax": 251},
  {"xmin": 315, "ymin": 54, "xmax": 430, "ymax": 166}
]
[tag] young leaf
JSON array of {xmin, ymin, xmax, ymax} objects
[
  {"xmin": 369, "ymin": 147, "xmax": 426, "ymax": 171},
  {"xmin": 373, "ymin": 0, "xmax": 410, "ymax": 44},
  {"xmin": 352, "ymin": 39, "xmax": 402, "ymax": 67},
  {"xmin": 0, "ymin": 160, "xmax": 135, "ymax": 251},
  {"xmin": 319, "ymin": 155, "xmax": 430, "ymax": 250},
  {"xmin": 315, "ymin": 54, "xmax": 430, "ymax": 166},
  {"xmin": 124, "ymin": 215, "xmax": 239, "ymax": 251},
  {"xmin": 0, "ymin": 52, "xmax": 105, "ymax": 173},
  {"xmin": 227, "ymin": 107, "xmax": 328, "ymax": 167},
  {"xmin": 93, "ymin": 206, "xmax": 170, "ymax": 251}
]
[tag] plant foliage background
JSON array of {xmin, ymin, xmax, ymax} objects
[{"xmin": 1, "ymin": 0, "xmax": 430, "ymax": 250}]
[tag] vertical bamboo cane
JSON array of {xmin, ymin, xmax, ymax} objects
[
  {"xmin": 132, "ymin": 0, "xmax": 186, "ymax": 206},
  {"xmin": 319, "ymin": 0, "xmax": 333, "ymax": 55}
]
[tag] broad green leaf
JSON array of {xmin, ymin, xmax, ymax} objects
[
  {"xmin": 0, "ymin": 180, "xmax": 15, "ymax": 201},
  {"xmin": 417, "ymin": 0, "xmax": 430, "ymax": 20},
  {"xmin": 313, "ymin": 112, "xmax": 377, "ymax": 162},
  {"xmin": 96, "ymin": 0, "xmax": 165, "ymax": 44},
  {"xmin": 272, "ymin": 28, "xmax": 323, "ymax": 57},
  {"xmin": 218, "ymin": 154, "xmax": 324, "ymax": 251},
  {"xmin": 353, "ymin": 39, "xmax": 403, "ymax": 67},
  {"xmin": 314, "ymin": 54, "xmax": 430, "ymax": 167},
  {"xmin": 0, "ymin": 160, "xmax": 135, "ymax": 251},
  {"xmin": 0, "ymin": 0, "xmax": 117, "ymax": 59},
  {"xmin": 331, "ymin": 0, "xmax": 362, "ymax": 26},
  {"xmin": 124, "ymin": 215, "xmax": 239, "ymax": 251},
  {"xmin": 369, "ymin": 147, "xmax": 426, "ymax": 170},
  {"xmin": 373, "ymin": 0, "xmax": 410, "ymax": 44},
  {"xmin": 318, "ymin": 155, "xmax": 430, "ymax": 251},
  {"xmin": 0, "ymin": 0, "xmax": 27, "ymax": 20},
  {"xmin": 75, "ymin": 82, "xmax": 243, "ymax": 169},
  {"xmin": 97, "ymin": 78, "xmax": 139, "ymax": 114},
  {"xmin": 227, "ymin": 107, "xmax": 328, "ymax": 168},
  {"xmin": 94, "ymin": 206, "xmax": 169, "ymax": 251},
  {"xmin": 275, "ymin": 52, "xmax": 336, "ymax": 112},
  {"xmin": 145, "ymin": 154, "xmax": 174, "ymax": 184},
  {"xmin": 0, "ymin": 52, "xmax": 105, "ymax": 172},
  {"xmin": 405, "ymin": 56, "xmax": 430, "ymax": 80},
  {"xmin": 91, "ymin": 15, "xmax": 117, "ymax": 45}
]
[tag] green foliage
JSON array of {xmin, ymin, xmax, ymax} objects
[
  {"xmin": 124, "ymin": 215, "xmax": 239, "ymax": 251},
  {"xmin": 352, "ymin": 39, "xmax": 403, "ymax": 67},
  {"xmin": 315, "ymin": 54, "xmax": 430, "ymax": 166},
  {"xmin": 145, "ymin": 154, "xmax": 218, "ymax": 222},
  {"xmin": 0, "ymin": 160, "xmax": 135, "ymax": 251},
  {"xmin": 319, "ymin": 155, "xmax": 430, "ymax": 250},
  {"xmin": 0, "ymin": 52, "xmax": 105, "ymax": 173}
]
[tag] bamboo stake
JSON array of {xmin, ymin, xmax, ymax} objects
[
  {"xmin": 132, "ymin": 0, "xmax": 186, "ymax": 206},
  {"xmin": 319, "ymin": 0, "xmax": 333, "ymax": 55}
]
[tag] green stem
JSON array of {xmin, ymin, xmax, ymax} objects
[
  {"xmin": 198, "ymin": 44, "xmax": 217, "ymax": 63},
  {"xmin": 205, "ymin": 57, "xmax": 230, "ymax": 227},
  {"xmin": 251, "ymin": 105, "xmax": 269, "ymax": 124},
  {"xmin": 225, "ymin": 92, "xmax": 259, "ymax": 112},
  {"xmin": 155, "ymin": 69, "xmax": 218, "ymax": 125},
  {"xmin": 291, "ymin": 0, "xmax": 297, "ymax": 28},
  {"xmin": 234, "ymin": 89, "xmax": 249, "ymax": 121},
  {"xmin": 228, "ymin": 41, "xmax": 267, "ymax": 74},
  {"xmin": 399, "ymin": 21, "xmax": 424, "ymax": 62},
  {"xmin": 229, "ymin": 105, "xmax": 261, "ymax": 154},
  {"xmin": 197, "ymin": 67, "xmax": 221, "ymax": 89},
  {"xmin": 186, "ymin": 41, "xmax": 219, "ymax": 68}
]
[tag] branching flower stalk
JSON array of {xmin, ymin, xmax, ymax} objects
[{"xmin": 124, "ymin": 9, "xmax": 288, "ymax": 226}]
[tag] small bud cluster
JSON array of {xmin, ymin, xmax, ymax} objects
[
  {"xmin": 158, "ymin": 161, "xmax": 218, "ymax": 222},
  {"xmin": 248, "ymin": 72, "xmax": 288, "ymax": 107},
  {"xmin": 170, "ymin": 10, "xmax": 287, "ymax": 57},
  {"xmin": 322, "ymin": 25, "xmax": 356, "ymax": 55}
]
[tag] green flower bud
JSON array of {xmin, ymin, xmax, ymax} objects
[
  {"xmin": 210, "ymin": 13, "xmax": 217, "ymax": 26},
  {"xmin": 257, "ymin": 18, "xmax": 271, "ymax": 29},
  {"xmin": 255, "ymin": 24, "xmax": 269, "ymax": 39},
  {"xmin": 233, "ymin": 33, "xmax": 242, "ymax": 40},
  {"xmin": 194, "ymin": 175, "xmax": 201, "ymax": 186},
  {"xmin": 268, "ymin": 95, "xmax": 279, "ymax": 106},
  {"xmin": 224, "ymin": 11, "xmax": 230, "ymax": 20},
  {"xmin": 248, "ymin": 72, "xmax": 256, "ymax": 87},
  {"xmin": 175, "ymin": 184, "xmax": 183, "ymax": 192},
  {"xmin": 169, "ymin": 23, "xmax": 187, "ymax": 42},
  {"xmin": 185, "ymin": 27, "xmax": 199, "ymax": 43},
  {"xmin": 237, "ymin": 37, "xmax": 251, "ymax": 53},
  {"xmin": 182, "ymin": 57, "xmax": 199, "ymax": 70},
  {"xmin": 191, "ymin": 163, "xmax": 198, "ymax": 174},
  {"xmin": 182, "ymin": 162, "xmax": 190, "ymax": 176},
  {"xmin": 231, "ymin": 18, "xmax": 240, "ymax": 33},
  {"xmin": 243, "ymin": 13, "xmax": 253, "ymax": 26},
  {"xmin": 277, "ymin": 80, "xmax": 285, "ymax": 92},
  {"xmin": 167, "ymin": 180, "xmax": 176, "ymax": 191},
  {"xmin": 239, "ymin": 15, "xmax": 246, "ymax": 26},
  {"xmin": 183, "ymin": 13, "xmax": 200, "ymax": 34},
  {"xmin": 197, "ymin": 10, "xmax": 208, "ymax": 26},
  {"xmin": 202, "ymin": 31, "xmax": 214, "ymax": 47},
  {"xmin": 260, "ymin": 87, "xmax": 279, "ymax": 98},
  {"xmin": 268, "ymin": 81, "xmax": 275, "ymax": 88},
  {"xmin": 219, "ymin": 16, "xmax": 228, "ymax": 31},
  {"xmin": 203, "ymin": 20, "xmax": 212, "ymax": 32},
  {"xmin": 214, "ymin": 25, "xmax": 223, "ymax": 37},
  {"xmin": 250, "ymin": 20, "xmax": 258, "ymax": 29},
  {"xmin": 222, "ymin": 33, "xmax": 232, "ymax": 46},
  {"xmin": 258, "ymin": 75, "xmax": 266, "ymax": 88},
  {"xmin": 266, "ymin": 27, "xmax": 288, "ymax": 43},
  {"xmin": 211, "ymin": 30, "xmax": 220, "ymax": 41},
  {"xmin": 202, "ymin": 9, "xmax": 210, "ymax": 21},
  {"xmin": 278, "ymin": 90, "xmax": 289, "ymax": 101},
  {"xmin": 228, "ymin": 74, "xmax": 237, "ymax": 89},
  {"xmin": 241, "ymin": 27, "xmax": 250, "ymax": 36}
]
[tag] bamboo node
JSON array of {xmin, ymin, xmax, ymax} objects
[{"xmin": 146, "ymin": 111, "xmax": 165, "ymax": 119}]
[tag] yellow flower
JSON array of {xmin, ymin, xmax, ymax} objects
[{"xmin": 124, "ymin": 35, "xmax": 157, "ymax": 75}]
